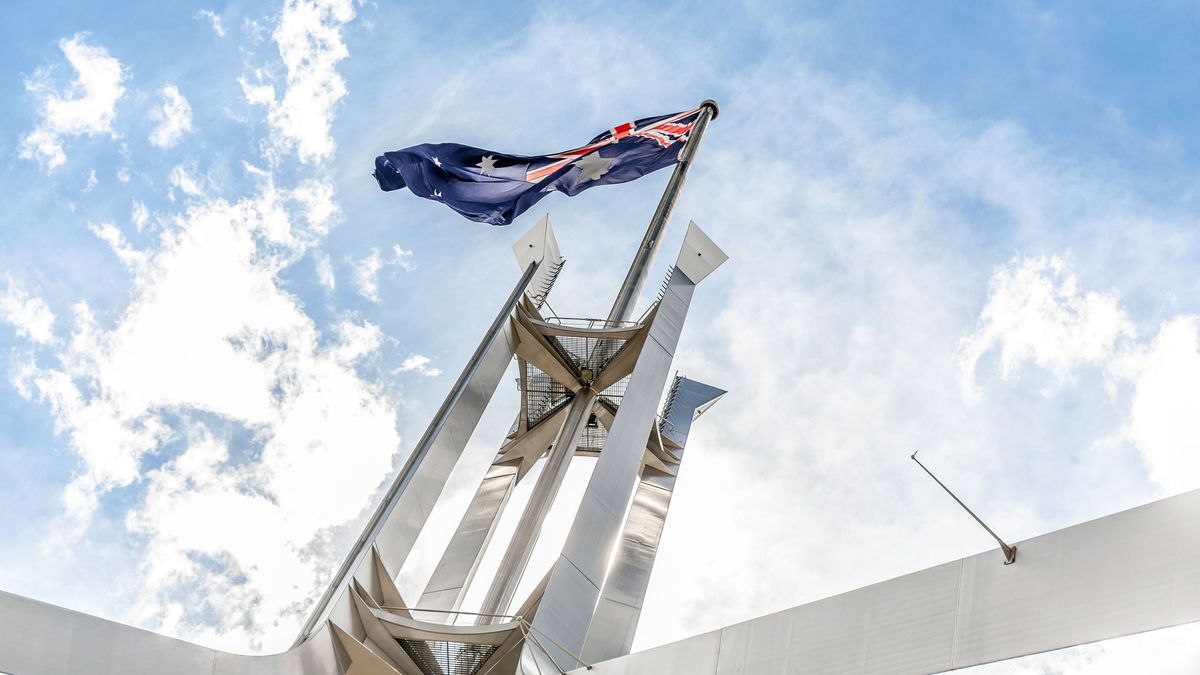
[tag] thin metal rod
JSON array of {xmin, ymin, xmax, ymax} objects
[
  {"xmin": 911, "ymin": 451, "xmax": 1018, "ymax": 565},
  {"xmin": 606, "ymin": 100, "xmax": 719, "ymax": 324},
  {"xmin": 293, "ymin": 260, "xmax": 542, "ymax": 645},
  {"xmin": 522, "ymin": 619, "xmax": 591, "ymax": 669}
]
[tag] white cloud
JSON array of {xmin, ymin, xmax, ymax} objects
[
  {"xmin": 149, "ymin": 85, "xmax": 194, "ymax": 149},
  {"xmin": 169, "ymin": 165, "xmax": 204, "ymax": 197},
  {"xmin": 131, "ymin": 201, "xmax": 150, "ymax": 231},
  {"xmin": 353, "ymin": 249, "xmax": 385, "ymax": 303},
  {"xmin": 961, "ymin": 256, "xmax": 1200, "ymax": 495},
  {"xmin": 315, "ymin": 253, "xmax": 335, "ymax": 290},
  {"xmin": 241, "ymin": 0, "xmax": 355, "ymax": 163},
  {"xmin": 20, "ymin": 34, "xmax": 126, "ymax": 172},
  {"xmin": 958, "ymin": 256, "xmax": 1133, "ymax": 402},
  {"xmin": 22, "ymin": 186, "xmax": 402, "ymax": 651},
  {"xmin": 390, "ymin": 245, "xmax": 415, "ymax": 272},
  {"xmin": 353, "ymin": 246, "xmax": 414, "ymax": 303},
  {"xmin": 1108, "ymin": 317, "xmax": 1200, "ymax": 493},
  {"xmin": 395, "ymin": 354, "xmax": 440, "ymax": 378},
  {"xmin": 195, "ymin": 9, "xmax": 227, "ymax": 37},
  {"xmin": 89, "ymin": 221, "xmax": 144, "ymax": 269},
  {"xmin": 0, "ymin": 277, "xmax": 57, "ymax": 344}
]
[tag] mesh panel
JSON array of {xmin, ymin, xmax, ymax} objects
[
  {"xmin": 551, "ymin": 334, "xmax": 626, "ymax": 374},
  {"xmin": 525, "ymin": 362, "xmax": 570, "ymax": 427},
  {"xmin": 397, "ymin": 638, "xmax": 497, "ymax": 675},
  {"xmin": 579, "ymin": 375, "xmax": 632, "ymax": 452}
]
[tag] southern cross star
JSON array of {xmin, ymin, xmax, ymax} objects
[
  {"xmin": 476, "ymin": 155, "xmax": 498, "ymax": 175},
  {"xmin": 433, "ymin": 156, "xmax": 442, "ymax": 167},
  {"xmin": 573, "ymin": 152, "xmax": 616, "ymax": 181}
]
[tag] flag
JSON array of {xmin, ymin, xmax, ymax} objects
[{"xmin": 373, "ymin": 107, "xmax": 704, "ymax": 225}]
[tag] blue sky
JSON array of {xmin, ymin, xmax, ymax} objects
[{"xmin": 2, "ymin": 0, "xmax": 1200, "ymax": 670}]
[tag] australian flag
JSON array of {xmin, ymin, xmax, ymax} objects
[{"xmin": 373, "ymin": 107, "xmax": 704, "ymax": 225}]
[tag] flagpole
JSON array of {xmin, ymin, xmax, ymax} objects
[{"xmin": 606, "ymin": 99, "xmax": 719, "ymax": 324}]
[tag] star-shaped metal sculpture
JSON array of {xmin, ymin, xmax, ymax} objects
[
  {"xmin": 573, "ymin": 152, "xmax": 616, "ymax": 181},
  {"xmin": 476, "ymin": 154, "xmax": 498, "ymax": 175}
]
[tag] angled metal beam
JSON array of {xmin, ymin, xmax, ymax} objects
[
  {"xmin": 295, "ymin": 218, "xmax": 555, "ymax": 645},
  {"xmin": 414, "ymin": 400, "xmax": 569, "ymax": 618},
  {"xmin": 521, "ymin": 224, "xmax": 728, "ymax": 673},
  {"xmin": 581, "ymin": 378, "xmax": 725, "ymax": 663}
]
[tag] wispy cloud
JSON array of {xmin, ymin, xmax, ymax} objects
[
  {"xmin": 149, "ymin": 84, "xmax": 194, "ymax": 149},
  {"xmin": 195, "ymin": 9, "xmax": 226, "ymax": 37},
  {"xmin": 239, "ymin": 0, "xmax": 355, "ymax": 163},
  {"xmin": 20, "ymin": 34, "xmax": 126, "ymax": 172},
  {"xmin": 395, "ymin": 354, "xmax": 440, "ymax": 378},
  {"xmin": 353, "ymin": 245, "xmax": 414, "ymax": 303},
  {"xmin": 0, "ymin": 277, "xmax": 57, "ymax": 345}
]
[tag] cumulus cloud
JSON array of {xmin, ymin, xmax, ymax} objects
[
  {"xmin": 149, "ymin": 85, "xmax": 194, "ymax": 149},
  {"xmin": 0, "ymin": 277, "xmax": 57, "ymax": 345},
  {"xmin": 20, "ymin": 34, "xmax": 126, "ymax": 172},
  {"xmin": 240, "ymin": 0, "xmax": 355, "ymax": 163},
  {"xmin": 1107, "ymin": 317, "xmax": 1200, "ymax": 493},
  {"xmin": 19, "ymin": 186, "xmax": 402, "ymax": 650},
  {"xmin": 395, "ymin": 354, "xmax": 440, "ymax": 378},
  {"xmin": 961, "ymin": 256, "xmax": 1200, "ymax": 495},
  {"xmin": 958, "ymin": 256, "xmax": 1134, "ymax": 401}
]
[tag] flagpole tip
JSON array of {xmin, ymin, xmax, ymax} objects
[{"xmin": 700, "ymin": 99, "xmax": 720, "ymax": 120}]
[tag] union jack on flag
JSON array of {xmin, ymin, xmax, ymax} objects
[{"xmin": 373, "ymin": 106, "xmax": 708, "ymax": 225}]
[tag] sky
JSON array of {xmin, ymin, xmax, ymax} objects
[{"xmin": 1, "ymin": 0, "xmax": 1199, "ymax": 671}]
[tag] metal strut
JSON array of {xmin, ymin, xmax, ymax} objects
[{"xmin": 912, "ymin": 451, "xmax": 1018, "ymax": 565}]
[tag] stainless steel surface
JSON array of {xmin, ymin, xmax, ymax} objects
[
  {"xmin": 477, "ymin": 388, "xmax": 599, "ymax": 622},
  {"xmin": 419, "ymin": 464, "xmax": 520, "ymax": 613},
  {"xmin": 522, "ymin": 233, "xmax": 723, "ymax": 672},
  {"xmin": 605, "ymin": 101, "xmax": 718, "ymax": 324},
  {"xmin": 571, "ymin": 487, "xmax": 1200, "ymax": 675},
  {"xmin": 580, "ymin": 378, "xmax": 725, "ymax": 663}
]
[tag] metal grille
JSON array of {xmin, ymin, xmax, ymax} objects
[
  {"xmin": 579, "ymin": 411, "xmax": 606, "ymax": 451},
  {"xmin": 599, "ymin": 374, "xmax": 630, "ymax": 409},
  {"xmin": 551, "ymin": 334, "xmax": 626, "ymax": 375},
  {"xmin": 397, "ymin": 638, "xmax": 497, "ymax": 675},
  {"xmin": 525, "ymin": 363, "xmax": 571, "ymax": 427},
  {"xmin": 578, "ymin": 375, "xmax": 631, "ymax": 452}
]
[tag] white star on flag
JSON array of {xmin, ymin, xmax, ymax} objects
[
  {"xmin": 476, "ymin": 155, "xmax": 497, "ymax": 175},
  {"xmin": 573, "ymin": 152, "xmax": 616, "ymax": 181}
]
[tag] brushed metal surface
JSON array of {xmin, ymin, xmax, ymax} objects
[
  {"xmin": 571, "ymin": 488, "xmax": 1200, "ymax": 675},
  {"xmin": 418, "ymin": 465, "xmax": 519, "ymax": 613},
  {"xmin": 521, "ymin": 264, "xmax": 706, "ymax": 674},
  {"xmin": 581, "ymin": 378, "xmax": 726, "ymax": 663}
]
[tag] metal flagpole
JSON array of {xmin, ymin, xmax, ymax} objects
[{"xmin": 606, "ymin": 99, "xmax": 719, "ymax": 324}]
